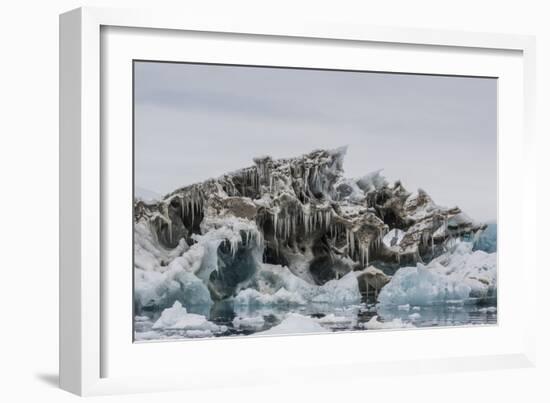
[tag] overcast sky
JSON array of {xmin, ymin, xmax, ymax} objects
[{"xmin": 134, "ymin": 61, "xmax": 497, "ymax": 222}]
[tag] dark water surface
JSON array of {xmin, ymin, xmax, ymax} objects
[{"xmin": 134, "ymin": 298, "xmax": 497, "ymax": 341}]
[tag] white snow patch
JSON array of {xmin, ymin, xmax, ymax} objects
[{"xmin": 383, "ymin": 228, "xmax": 405, "ymax": 249}]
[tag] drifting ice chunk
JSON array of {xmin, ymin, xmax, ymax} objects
[
  {"xmin": 134, "ymin": 266, "xmax": 213, "ymax": 310},
  {"xmin": 378, "ymin": 241, "xmax": 495, "ymax": 306},
  {"xmin": 234, "ymin": 287, "xmax": 307, "ymax": 306},
  {"xmin": 377, "ymin": 264, "xmax": 471, "ymax": 306},
  {"xmin": 258, "ymin": 313, "xmax": 330, "ymax": 336},
  {"xmin": 232, "ymin": 315, "xmax": 266, "ymax": 330},
  {"xmin": 408, "ymin": 312, "xmax": 421, "ymax": 321},
  {"xmin": 363, "ymin": 315, "xmax": 414, "ymax": 330},
  {"xmin": 152, "ymin": 301, "xmax": 227, "ymax": 333},
  {"xmin": 317, "ymin": 313, "xmax": 354, "ymax": 325}
]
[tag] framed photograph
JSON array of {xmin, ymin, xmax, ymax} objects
[{"xmin": 60, "ymin": 7, "xmax": 537, "ymax": 396}]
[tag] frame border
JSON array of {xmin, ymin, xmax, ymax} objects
[{"xmin": 59, "ymin": 6, "xmax": 537, "ymax": 396}]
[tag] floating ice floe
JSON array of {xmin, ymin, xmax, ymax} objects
[
  {"xmin": 152, "ymin": 301, "xmax": 227, "ymax": 335},
  {"xmin": 363, "ymin": 315, "xmax": 414, "ymax": 330},
  {"xmin": 232, "ymin": 315, "xmax": 266, "ymax": 331},
  {"xmin": 258, "ymin": 313, "xmax": 330, "ymax": 336},
  {"xmin": 317, "ymin": 313, "xmax": 355, "ymax": 326},
  {"xmin": 234, "ymin": 287, "xmax": 307, "ymax": 306},
  {"xmin": 408, "ymin": 312, "xmax": 422, "ymax": 321}
]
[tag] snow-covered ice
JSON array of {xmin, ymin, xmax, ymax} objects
[{"xmin": 258, "ymin": 313, "xmax": 330, "ymax": 336}]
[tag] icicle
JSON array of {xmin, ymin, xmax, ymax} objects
[
  {"xmin": 191, "ymin": 197, "xmax": 195, "ymax": 226},
  {"xmin": 286, "ymin": 215, "xmax": 291, "ymax": 239},
  {"xmin": 184, "ymin": 198, "xmax": 189, "ymax": 221},
  {"xmin": 313, "ymin": 211, "xmax": 317, "ymax": 231},
  {"xmin": 273, "ymin": 212, "xmax": 278, "ymax": 241}
]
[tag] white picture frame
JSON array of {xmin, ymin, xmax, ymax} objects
[{"xmin": 59, "ymin": 6, "xmax": 537, "ymax": 396}]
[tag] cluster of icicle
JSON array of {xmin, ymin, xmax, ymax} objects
[
  {"xmin": 338, "ymin": 225, "xmax": 387, "ymax": 268},
  {"xmin": 271, "ymin": 206, "xmax": 333, "ymax": 241},
  {"xmin": 190, "ymin": 217, "xmax": 265, "ymax": 274},
  {"xmin": 215, "ymin": 222, "xmax": 264, "ymax": 259},
  {"xmin": 149, "ymin": 205, "xmax": 173, "ymax": 243},
  {"xmin": 144, "ymin": 185, "xmax": 207, "ymax": 244},
  {"xmin": 141, "ymin": 147, "xmax": 393, "ymax": 270}
]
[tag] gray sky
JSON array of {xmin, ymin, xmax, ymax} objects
[{"xmin": 134, "ymin": 61, "xmax": 497, "ymax": 222}]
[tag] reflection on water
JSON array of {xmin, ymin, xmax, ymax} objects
[{"xmin": 134, "ymin": 298, "xmax": 497, "ymax": 341}]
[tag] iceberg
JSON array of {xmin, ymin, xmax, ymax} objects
[{"xmin": 133, "ymin": 147, "xmax": 495, "ymax": 339}]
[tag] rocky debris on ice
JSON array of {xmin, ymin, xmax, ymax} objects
[{"xmin": 355, "ymin": 266, "xmax": 391, "ymax": 302}]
